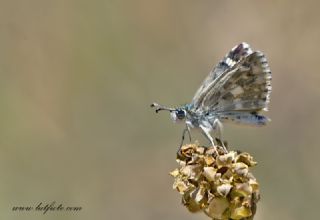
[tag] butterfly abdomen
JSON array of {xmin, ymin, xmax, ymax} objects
[{"xmin": 217, "ymin": 112, "xmax": 269, "ymax": 126}]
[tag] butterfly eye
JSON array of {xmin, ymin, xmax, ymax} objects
[{"xmin": 176, "ymin": 109, "xmax": 186, "ymax": 120}]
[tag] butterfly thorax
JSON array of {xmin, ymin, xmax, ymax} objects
[{"xmin": 184, "ymin": 105, "xmax": 216, "ymax": 130}]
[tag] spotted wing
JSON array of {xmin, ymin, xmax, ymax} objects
[
  {"xmin": 191, "ymin": 42, "xmax": 254, "ymax": 108},
  {"xmin": 193, "ymin": 48, "xmax": 272, "ymax": 114}
]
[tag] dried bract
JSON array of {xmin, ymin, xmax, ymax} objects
[{"xmin": 170, "ymin": 143, "xmax": 260, "ymax": 220}]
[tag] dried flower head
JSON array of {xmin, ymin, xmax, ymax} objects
[{"xmin": 170, "ymin": 143, "xmax": 260, "ymax": 220}]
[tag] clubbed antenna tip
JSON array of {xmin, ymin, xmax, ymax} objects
[{"xmin": 150, "ymin": 102, "xmax": 175, "ymax": 113}]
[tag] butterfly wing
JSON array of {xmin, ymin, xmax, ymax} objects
[
  {"xmin": 191, "ymin": 43, "xmax": 272, "ymax": 125},
  {"xmin": 191, "ymin": 42, "xmax": 254, "ymax": 109}
]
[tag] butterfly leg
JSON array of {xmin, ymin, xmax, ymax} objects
[
  {"xmin": 187, "ymin": 126, "xmax": 192, "ymax": 142},
  {"xmin": 177, "ymin": 125, "xmax": 191, "ymax": 155},
  {"xmin": 213, "ymin": 119, "xmax": 228, "ymax": 153},
  {"xmin": 199, "ymin": 125, "xmax": 219, "ymax": 155}
]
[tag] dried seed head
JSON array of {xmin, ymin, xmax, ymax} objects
[{"xmin": 170, "ymin": 143, "xmax": 260, "ymax": 220}]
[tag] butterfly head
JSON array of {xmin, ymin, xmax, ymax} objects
[
  {"xmin": 151, "ymin": 103, "xmax": 187, "ymax": 123},
  {"xmin": 170, "ymin": 108, "xmax": 187, "ymax": 123}
]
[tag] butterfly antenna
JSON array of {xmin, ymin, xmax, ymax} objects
[{"xmin": 150, "ymin": 103, "xmax": 175, "ymax": 113}]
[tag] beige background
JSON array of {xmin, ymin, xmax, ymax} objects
[{"xmin": 0, "ymin": 0, "xmax": 319, "ymax": 219}]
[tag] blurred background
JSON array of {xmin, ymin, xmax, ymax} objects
[{"xmin": 0, "ymin": 0, "xmax": 319, "ymax": 219}]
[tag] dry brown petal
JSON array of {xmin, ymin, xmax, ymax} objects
[
  {"xmin": 207, "ymin": 190, "xmax": 215, "ymax": 201},
  {"xmin": 204, "ymin": 155, "xmax": 215, "ymax": 166},
  {"xmin": 233, "ymin": 162, "xmax": 249, "ymax": 176},
  {"xmin": 242, "ymin": 196, "xmax": 252, "ymax": 207},
  {"xmin": 169, "ymin": 168, "xmax": 180, "ymax": 177},
  {"xmin": 217, "ymin": 183, "xmax": 233, "ymax": 197},
  {"xmin": 195, "ymin": 146, "xmax": 206, "ymax": 154},
  {"xmin": 176, "ymin": 159, "xmax": 187, "ymax": 167},
  {"xmin": 183, "ymin": 196, "xmax": 202, "ymax": 212},
  {"xmin": 236, "ymin": 153, "xmax": 257, "ymax": 167},
  {"xmin": 203, "ymin": 167, "xmax": 217, "ymax": 182},
  {"xmin": 173, "ymin": 179, "xmax": 190, "ymax": 194},
  {"xmin": 182, "ymin": 187, "xmax": 204, "ymax": 213},
  {"xmin": 249, "ymin": 178, "xmax": 259, "ymax": 191},
  {"xmin": 206, "ymin": 197, "xmax": 229, "ymax": 219},
  {"xmin": 192, "ymin": 185, "xmax": 207, "ymax": 204},
  {"xmin": 231, "ymin": 196, "xmax": 242, "ymax": 205},
  {"xmin": 221, "ymin": 168, "xmax": 234, "ymax": 181},
  {"xmin": 234, "ymin": 182, "xmax": 253, "ymax": 197},
  {"xmin": 205, "ymin": 147, "xmax": 217, "ymax": 156},
  {"xmin": 230, "ymin": 206, "xmax": 252, "ymax": 219},
  {"xmin": 252, "ymin": 191, "xmax": 261, "ymax": 203},
  {"xmin": 189, "ymin": 154, "xmax": 203, "ymax": 164},
  {"xmin": 215, "ymin": 172, "xmax": 222, "ymax": 179},
  {"xmin": 216, "ymin": 151, "xmax": 237, "ymax": 167},
  {"xmin": 180, "ymin": 144, "xmax": 196, "ymax": 158},
  {"xmin": 181, "ymin": 164, "xmax": 202, "ymax": 180}
]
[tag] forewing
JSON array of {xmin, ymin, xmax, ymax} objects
[
  {"xmin": 197, "ymin": 51, "xmax": 272, "ymax": 113},
  {"xmin": 191, "ymin": 42, "xmax": 253, "ymax": 108}
]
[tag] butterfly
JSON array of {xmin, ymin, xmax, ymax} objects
[{"xmin": 151, "ymin": 42, "xmax": 271, "ymax": 153}]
